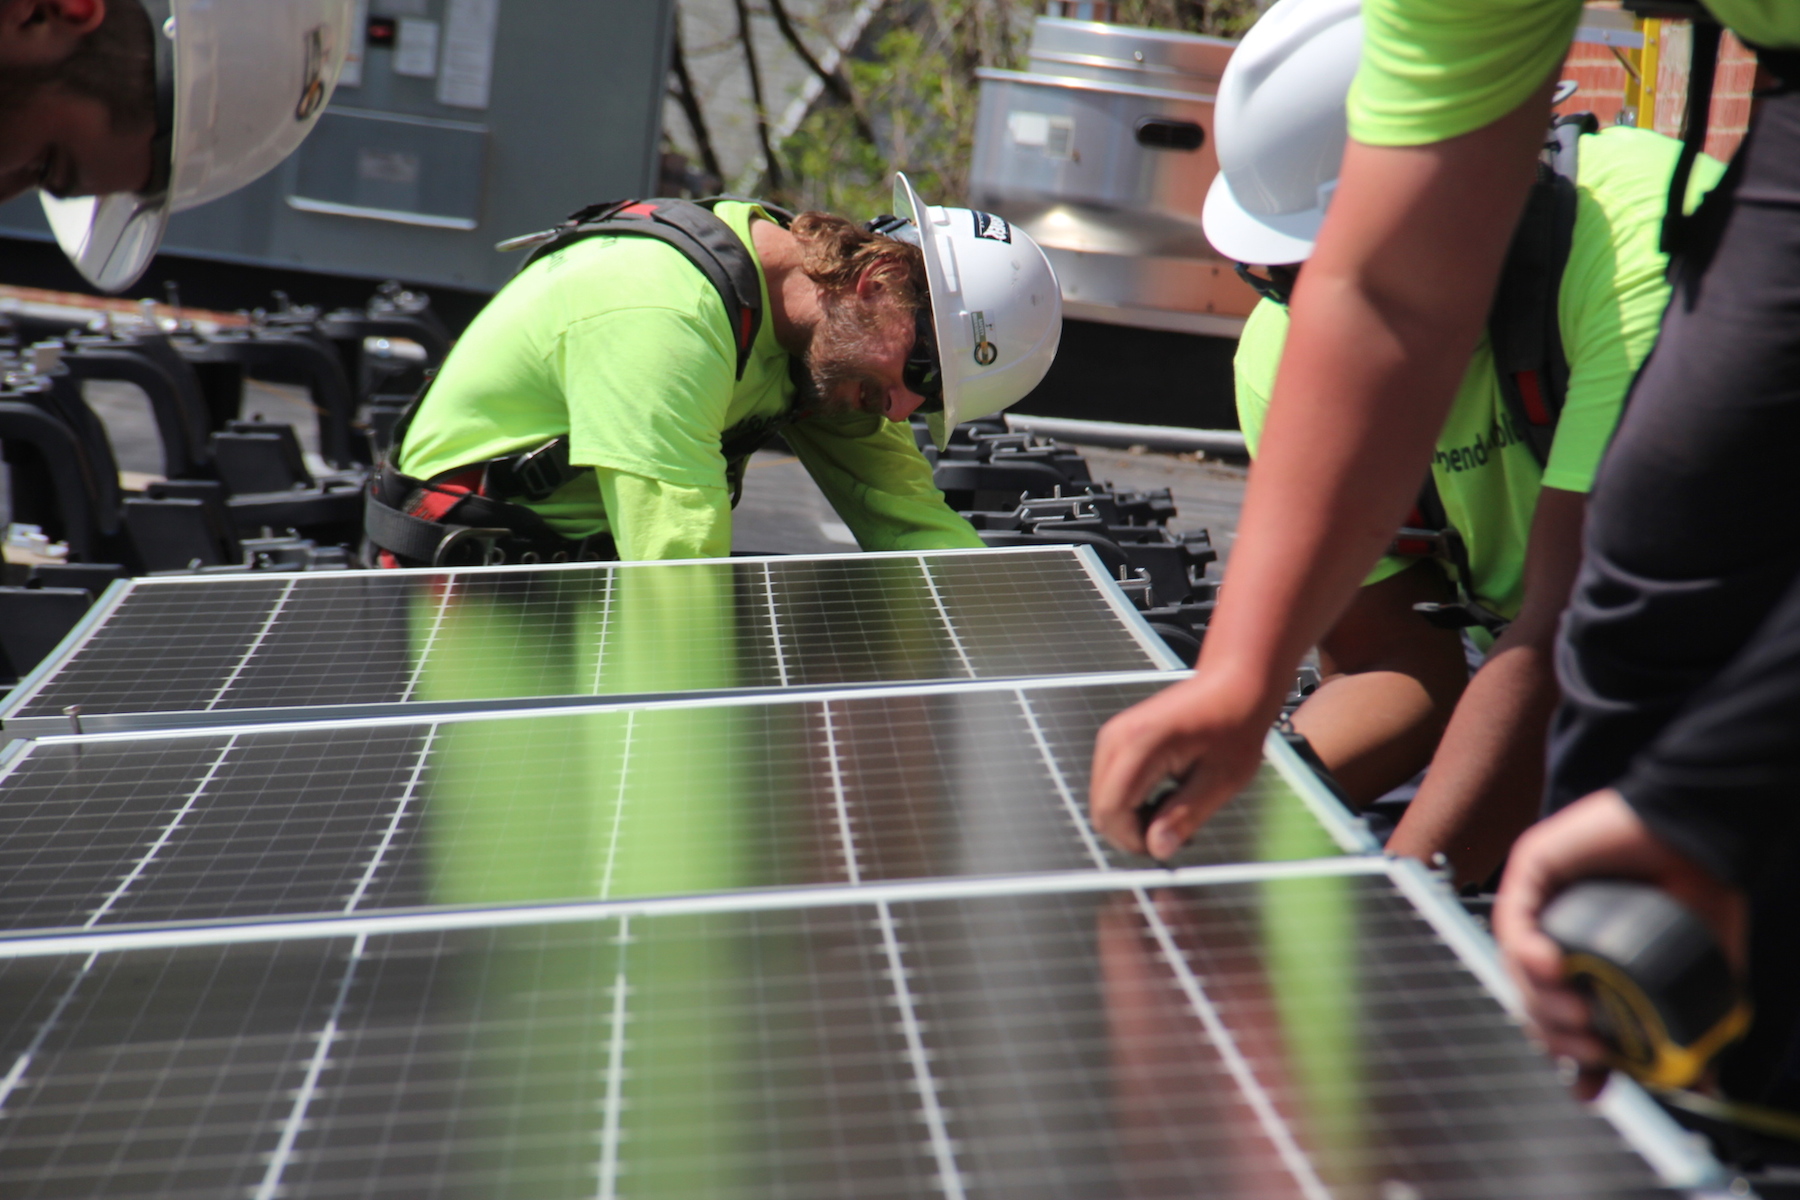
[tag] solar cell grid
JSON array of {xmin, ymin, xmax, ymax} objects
[
  {"xmin": 924, "ymin": 552, "xmax": 1172, "ymax": 678},
  {"xmin": 0, "ymin": 678, "xmax": 1349, "ymax": 934},
  {"xmin": 0, "ymin": 941, "xmax": 344, "ymax": 1199},
  {"xmin": 21, "ymin": 579, "xmax": 292, "ymax": 718},
  {"xmin": 0, "ymin": 542, "xmax": 1707, "ymax": 1197},
  {"xmin": 218, "ymin": 575, "xmax": 421, "ymax": 709},
  {"xmin": 0, "ymin": 872, "xmax": 1674, "ymax": 1200},
  {"xmin": 3, "ymin": 548, "xmax": 1172, "ymax": 732}
]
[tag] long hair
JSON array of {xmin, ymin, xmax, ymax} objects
[
  {"xmin": 789, "ymin": 212, "xmax": 928, "ymax": 312},
  {"xmin": 0, "ymin": 0, "xmax": 155, "ymax": 132}
]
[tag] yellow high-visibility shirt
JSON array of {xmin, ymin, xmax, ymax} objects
[{"xmin": 1350, "ymin": 0, "xmax": 1799, "ymax": 147}]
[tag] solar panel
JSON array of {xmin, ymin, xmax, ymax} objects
[
  {"xmin": 0, "ymin": 676, "xmax": 1366, "ymax": 933},
  {"xmin": 0, "ymin": 863, "xmax": 1696, "ymax": 1200},
  {"xmin": 0, "ymin": 538, "xmax": 1721, "ymax": 1196},
  {"xmin": 2, "ymin": 547, "xmax": 1174, "ymax": 735}
]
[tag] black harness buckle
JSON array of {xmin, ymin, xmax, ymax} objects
[
  {"xmin": 431, "ymin": 525, "xmax": 512, "ymax": 567},
  {"xmin": 485, "ymin": 438, "xmax": 576, "ymax": 503},
  {"xmin": 1413, "ymin": 600, "xmax": 1512, "ymax": 635}
]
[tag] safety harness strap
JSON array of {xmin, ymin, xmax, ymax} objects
[
  {"xmin": 1397, "ymin": 476, "xmax": 1514, "ymax": 635},
  {"xmin": 367, "ymin": 465, "xmax": 617, "ymax": 568},
  {"xmin": 1616, "ymin": 2, "xmax": 1724, "ymax": 260},
  {"xmin": 364, "ymin": 483, "xmax": 497, "ymax": 568},
  {"xmin": 518, "ymin": 197, "xmax": 792, "ymax": 381},
  {"xmin": 1662, "ymin": 19, "xmax": 1723, "ymax": 259},
  {"xmin": 1486, "ymin": 113, "xmax": 1588, "ymax": 469}
]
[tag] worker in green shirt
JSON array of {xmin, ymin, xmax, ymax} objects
[
  {"xmin": 1217, "ymin": 0, "xmax": 1722, "ymax": 885},
  {"xmin": 366, "ymin": 174, "xmax": 1063, "ymax": 567},
  {"xmin": 1088, "ymin": 0, "xmax": 1800, "ymax": 1105}
]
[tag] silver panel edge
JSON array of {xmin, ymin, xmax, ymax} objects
[
  {"xmin": 1260, "ymin": 729, "xmax": 1383, "ymax": 854},
  {"xmin": 0, "ymin": 577, "xmax": 139, "ymax": 724},
  {"xmin": 22, "ymin": 669, "xmax": 1189, "ymax": 747},
  {"xmin": 0, "ymin": 857, "xmax": 1386, "ymax": 959},
  {"xmin": 0, "ymin": 736, "xmax": 37, "ymax": 786},
  {"xmin": 120, "ymin": 545, "xmax": 1081, "ymax": 588},
  {"xmin": 1069, "ymin": 543, "xmax": 1190, "ymax": 670}
]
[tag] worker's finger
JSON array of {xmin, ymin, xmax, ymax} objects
[
  {"xmin": 1523, "ymin": 980, "xmax": 1592, "ymax": 1040},
  {"xmin": 1537, "ymin": 1021, "xmax": 1610, "ymax": 1070},
  {"xmin": 1086, "ymin": 724, "xmax": 1148, "ymax": 853},
  {"xmin": 1494, "ymin": 816, "xmax": 1571, "ymax": 997},
  {"xmin": 1089, "ymin": 702, "xmax": 1193, "ymax": 854},
  {"xmin": 1493, "ymin": 817, "xmax": 1596, "ymax": 1055},
  {"xmin": 1491, "ymin": 834, "xmax": 1554, "ymax": 959},
  {"xmin": 1143, "ymin": 754, "xmax": 1256, "ymax": 862},
  {"xmin": 1572, "ymin": 1064, "xmax": 1611, "ymax": 1102},
  {"xmin": 1089, "ymin": 673, "xmax": 1276, "ymax": 858},
  {"xmin": 1499, "ymin": 911, "xmax": 1590, "ymax": 1057}
]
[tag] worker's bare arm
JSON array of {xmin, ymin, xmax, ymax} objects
[
  {"xmin": 1295, "ymin": 560, "xmax": 1467, "ymax": 804},
  {"xmin": 1090, "ymin": 78, "xmax": 1556, "ymax": 860},
  {"xmin": 1389, "ymin": 487, "xmax": 1586, "ymax": 884}
]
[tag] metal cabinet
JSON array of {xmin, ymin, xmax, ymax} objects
[{"xmin": 971, "ymin": 17, "xmax": 1258, "ymax": 337}]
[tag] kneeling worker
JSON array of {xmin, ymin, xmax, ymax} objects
[
  {"xmin": 1110, "ymin": 0, "xmax": 1721, "ymax": 883},
  {"xmin": 366, "ymin": 175, "xmax": 1061, "ymax": 566}
]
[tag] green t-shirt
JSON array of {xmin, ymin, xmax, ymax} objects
[
  {"xmin": 1351, "ymin": 0, "xmax": 1800, "ymax": 147},
  {"xmin": 399, "ymin": 201, "xmax": 982, "ymax": 561},
  {"xmin": 1235, "ymin": 128, "xmax": 1725, "ymax": 625}
]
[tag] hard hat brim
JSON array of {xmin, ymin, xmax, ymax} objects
[
  {"xmin": 41, "ymin": 191, "xmax": 174, "ymax": 294},
  {"xmin": 892, "ymin": 172, "xmax": 965, "ymax": 445},
  {"xmin": 40, "ymin": 0, "xmax": 181, "ymax": 294},
  {"xmin": 43, "ymin": 0, "xmax": 354, "ymax": 293},
  {"xmin": 1202, "ymin": 172, "xmax": 1324, "ymax": 268}
]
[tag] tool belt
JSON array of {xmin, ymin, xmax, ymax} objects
[{"xmin": 366, "ymin": 441, "xmax": 617, "ymax": 568}]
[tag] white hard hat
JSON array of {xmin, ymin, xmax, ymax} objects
[
  {"xmin": 1201, "ymin": 0, "xmax": 1363, "ymax": 266},
  {"xmin": 41, "ymin": 0, "xmax": 353, "ymax": 292},
  {"xmin": 890, "ymin": 173, "xmax": 1062, "ymax": 449}
]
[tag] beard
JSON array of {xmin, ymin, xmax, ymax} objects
[{"xmin": 804, "ymin": 292, "xmax": 899, "ymax": 415}]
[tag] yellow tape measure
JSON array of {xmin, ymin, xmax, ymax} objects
[{"xmin": 1542, "ymin": 881, "xmax": 1751, "ymax": 1091}]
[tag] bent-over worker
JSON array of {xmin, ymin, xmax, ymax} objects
[{"xmin": 366, "ymin": 175, "xmax": 1062, "ymax": 567}]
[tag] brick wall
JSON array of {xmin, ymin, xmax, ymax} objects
[
  {"xmin": 1557, "ymin": 35, "xmax": 1632, "ymax": 127},
  {"xmin": 1552, "ymin": 20, "xmax": 1757, "ymax": 162}
]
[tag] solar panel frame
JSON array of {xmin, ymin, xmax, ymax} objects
[
  {"xmin": 0, "ymin": 673, "xmax": 1373, "ymax": 935},
  {"xmin": 0, "ymin": 546, "xmax": 1186, "ymax": 736}
]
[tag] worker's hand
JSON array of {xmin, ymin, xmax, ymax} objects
[
  {"xmin": 1493, "ymin": 788, "xmax": 1748, "ymax": 1099},
  {"xmin": 1089, "ymin": 670, "xmax": 1278, "ymax": 860}
]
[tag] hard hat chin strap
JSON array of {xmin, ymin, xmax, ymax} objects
[{"xmin": 140, "ymin": 0, "xmax": 176, "ymax": 197}]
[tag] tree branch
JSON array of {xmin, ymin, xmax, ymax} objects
[
  {"xmin": 731, "ymin": 0, "xmax": 784, "ymax": 191},
  {"xmin": 669, "ymin": 4, "xmax": 725, "ymax": 187},
  {"xmin": 765, "ymin": 0, "xmax": 879, "ymax": 146}
]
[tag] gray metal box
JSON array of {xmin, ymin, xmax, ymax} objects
[{"xmin": 0, "ymin": 0, "xmax": 675, "ymax": 293}]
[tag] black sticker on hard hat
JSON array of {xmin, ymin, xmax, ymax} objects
[
  {"xmin": 971, "ymin": 311, "xmax": 998, "ymax": 366},
  {"xmin": 972, "ymin": 212, "xmax": 1012, "ymax": 243},
  {"xmin": 296, "ymin": 26, "xmax": 329, "ymax": 121}
]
